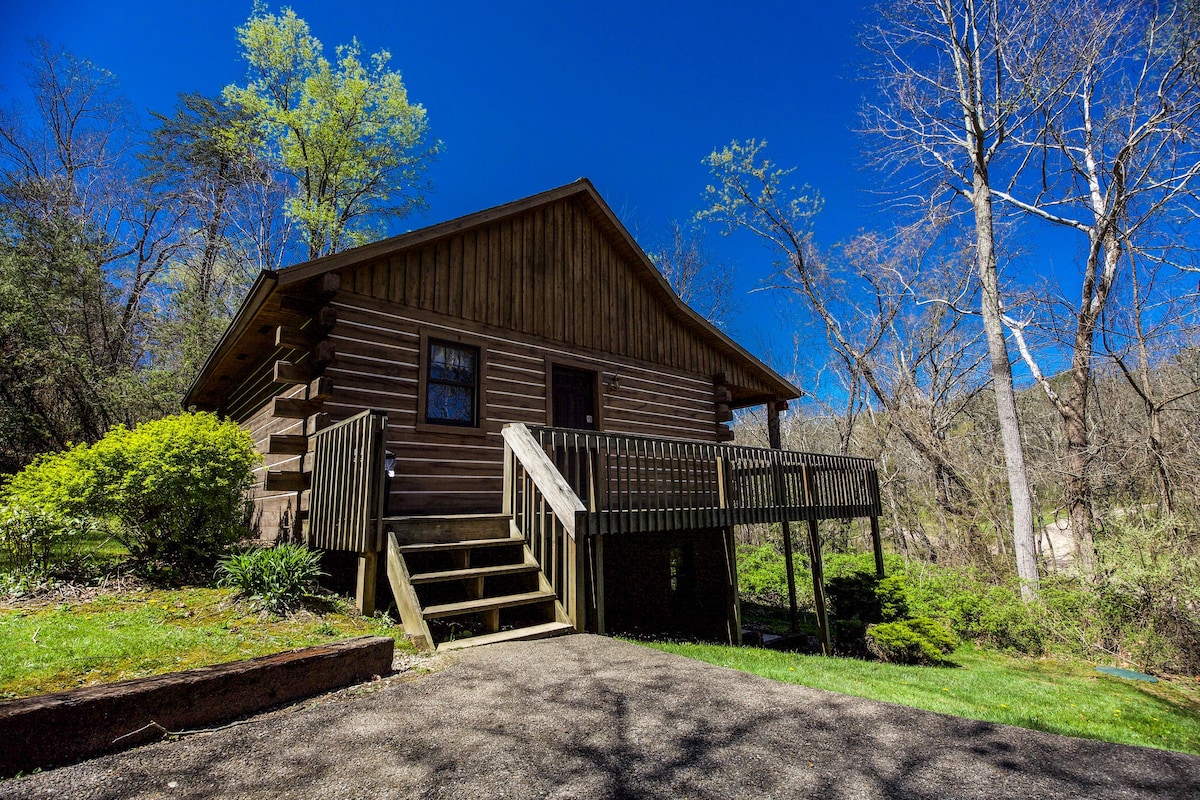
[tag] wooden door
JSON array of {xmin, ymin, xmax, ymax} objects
[{"xmin": 552, "ymin": 366, "xmax": 597, "ymax": 430}]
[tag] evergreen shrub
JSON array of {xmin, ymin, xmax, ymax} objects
[{"xmin": 865, "ymin": 616, "xmax": 958, "ymax": 665}]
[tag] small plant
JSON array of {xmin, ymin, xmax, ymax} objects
[
  {"xmin": 0, "ymin": 504, "xmax": 72, "ymax": 583},
  {"xmin": 217, "ymin": 543, "xmax": 326, "ymax": 613},
  {"xmin": 865, "ymin": 617, "xmax": 958, "ymax": 665}
]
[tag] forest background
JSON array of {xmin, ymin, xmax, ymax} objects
[{"xmin": 2, "ymin": 1, "xmax": 1200, "ymax": 673}]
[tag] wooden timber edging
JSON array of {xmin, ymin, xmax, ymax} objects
[{"xmin": 0, "ymin": 635, "xmax": 394, "ymax": 778}]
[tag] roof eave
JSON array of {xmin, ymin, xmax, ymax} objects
[{"xmin": 182, "ymin": 270, "xmax": 279, "ymax": 410}]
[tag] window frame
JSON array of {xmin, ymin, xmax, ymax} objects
[{"xmin": 417, "ymin": 331, "xmax": 487, "ymax": 435}]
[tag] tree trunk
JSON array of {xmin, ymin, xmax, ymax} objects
[
  {"xmin": 971, "ymin": 171, "xmax": 1040, "ymax": 599},
  {"xmin": 1062, "ymin": 349, "xmax": 1096, "ymax": 572}
]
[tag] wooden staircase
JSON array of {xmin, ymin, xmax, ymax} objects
[{"xmin": 384, "ymin": 514, "xmax": 575, "ymax": 651}]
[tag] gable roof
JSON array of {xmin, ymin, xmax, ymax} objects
[{"xmin": 184, "ymin": 178, "xmax": 799, "ymax": 410}]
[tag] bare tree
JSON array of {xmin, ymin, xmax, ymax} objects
[
  {"xmin": 860, "ymin": 0, "xmax": 1051, "ymax": 595},
  {"xmin": 649, "ymin": 220, "xmax": 738, "ymax": 330},
  {"xmin": 699, "ymin": 143, "xmax": 986, "ymax": 515},
  {"xmin": 990, "ymin": 0, "xmax": 1200, "ymax": 568},
  {"xmin": 0, "ymin": 42, "xmax": 183, "ymax": 460}
]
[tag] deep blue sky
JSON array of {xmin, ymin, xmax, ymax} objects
[{"xmin": 1, "ymin": 0, "xmax": 889, "ymax": 369}]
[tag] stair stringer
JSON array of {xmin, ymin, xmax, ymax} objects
[{"xmin": 385, "ymin": 531, "xmax": 434, "ymax": 650}]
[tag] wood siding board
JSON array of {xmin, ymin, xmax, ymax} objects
[
  {"xmin": 435, "ymin": 240, "xmax": 449, "ymax": 314},
  {"xmin": 420, "ymin": 245, "xmax": 436, "ymax": 310},
  {"xmin": 448, "ymin": 234, "xmax": 463, "ymax": 319}
]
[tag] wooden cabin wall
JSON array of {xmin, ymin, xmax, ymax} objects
[
  {"xmin": 226, "ymin": 192, "xmax": 787, "ymax": 536},
  {"xmin": 339, "ymin": 196, "xmax": 774, "ymax": 395},
  {"xmin": 325, "ymin": 292, "xmax": 720, "ymax": 515}
]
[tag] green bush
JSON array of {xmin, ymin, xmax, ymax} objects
[
  {"xmin": 1, "ymin": 412, "xmax": 259, "ymax": 573},
  {"xmin": 217, "ymin": 544, "xmax": 326, "ymax": 613},
  {"xmin": 901, "ymin": 565, "xmax": 1043, "ymax": 654},
  {"xmin": 865, "ymin": 616, "xmax": 958, "ymax": 665}
]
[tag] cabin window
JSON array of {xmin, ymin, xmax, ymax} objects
[{"xmin": 425, "ymin": 340, "xmax": 479, "ymax": 426}]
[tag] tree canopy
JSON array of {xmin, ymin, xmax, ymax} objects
[{"xmin": 223, "ymin": 5, "xmax": 439, "ymax": 261}]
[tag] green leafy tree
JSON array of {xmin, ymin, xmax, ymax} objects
[{"xmin": 224, "ymin": 4, "xmax": 438, "ymax": 261}]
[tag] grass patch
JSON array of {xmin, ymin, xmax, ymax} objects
[
  {"xmin": 0, "ymin": 587, "xmax": 410, "ymax": 700},
  {"xmin": 635, "ymin": 639, "xmax": 1200, "ymax": 755}
]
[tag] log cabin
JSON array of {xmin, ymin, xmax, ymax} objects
[{"xmin": 185, "ymin": 179, "xmax": 883, "ymax": 651}]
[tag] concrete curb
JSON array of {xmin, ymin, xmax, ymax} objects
[{"xmin": 0, "ymin": 635, "xmax": 394, "ymax": 777}]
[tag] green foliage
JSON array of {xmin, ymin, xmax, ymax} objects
[
  {"xmin": 0, "ymin": 505, "xmax": 75, "ymax": 584},
  {"xmin": 865, "ymin": 617, "xmax": 958, "ymax": 665},
  {"xmin": 737, "ymin": 543, "xmax": 809, "ymax": 607},
  {"xmin": 901, "ymin": 564, "xmax": 1044, "ymax": 653},
  {"xmin": 217, "ymin": 543, "xmax": 325, "ymax": 614},
  {"xmin": 224, "ymin": 4, "xmax": 438, "ymax": 259},
  {"xmin": 1, "ymin": 413, "xmax": 259, "ymax": 573}
]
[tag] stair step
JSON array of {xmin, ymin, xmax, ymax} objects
[
  {"xmin": 386, "ymin": 514, "xmax": 512, "ymax": 545},
  {"xmin": 437, "ymin": 622, "xmax": 575, "ymax": 652},
  {"xmin": 397, "ymin": 536, "xmax": 524, "ymax": 554},
  {"xmin": 422, "ymin": 590, "xmax": 555, "ymax": 619},
  {"xmin": 409, "ymin": 563, "xmax": 539, "ymax": 585}
]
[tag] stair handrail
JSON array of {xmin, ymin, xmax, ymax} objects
[
  {"xmin": 502, "ymin": 424, "xmax": 586, "ymax": 537},
  {"xmin": 502, "ymin": 423, "xmax": 587, "ymax": 630}
]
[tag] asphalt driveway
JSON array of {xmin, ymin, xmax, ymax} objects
[{"xmin": 3, "ymin": 635, "xmax": 1196, "ymax": 799}]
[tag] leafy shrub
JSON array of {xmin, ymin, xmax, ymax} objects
[
  {"xmin": 865, "ymin": 616, "xmax": 958, "ymax": 665},
  {"xmin": 901, "ymin": 565, "xmax": 1043, "ymax": 654},
  {"xmin": 217, "ymin": 544, "xmax": 326, "ymax": 613},
  {"xmin": 1, "ymin": 413, "xmax": 259, "ymax": 573}
]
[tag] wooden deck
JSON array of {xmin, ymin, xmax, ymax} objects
[{"xmin": 305, "ymin": 414, "xmax": 884, "ymax": 651}]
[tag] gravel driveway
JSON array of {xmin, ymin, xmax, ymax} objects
[{"xmin": 3, "ymin": 635, "xmax": 1196, "ymax": 799}]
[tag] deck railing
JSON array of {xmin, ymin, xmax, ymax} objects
[
  {"xmin": 307, "ymin": 409, "xmax": 390, "ymax": 552},
  {"xmin": 524, "ymin": 424, "xmax": 881, "ymax": 536},
  {"xmin": 502, "ymin": 424, "xmax": 588, "ymax": 630}
]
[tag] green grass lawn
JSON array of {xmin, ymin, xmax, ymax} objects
[
  {"xmin": 636, "ymin": 639, "xmax": 1200, "ymax": 756},
  {"xmin": 0, "ymin": 587, "xmax": 410, "ymax": 700}
]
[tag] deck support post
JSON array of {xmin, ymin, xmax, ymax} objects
[
  {"xmin": 593, "ymin": 534, "xmax": 605, "ymax": 635},
  {"xmin": 356, "ymin": 551, "xmax": 377, "ymax": 616},
  {"xmin": 723, "ymin": 526, "xmax": 742, "ymax": 646},
  {"xmin": 806, "ymin": 516, "xmax": 832, "ymax": 656},
  {"xmin": 870, "ymin": 515, "xmax": 885, "ymax": 579},
  {"xmin": 767, "ymin": 404, "xmax": 799, "ymax": 635}
]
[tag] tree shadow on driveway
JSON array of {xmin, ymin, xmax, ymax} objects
[{"xmin": 3, "ymin": 635, "xmax": 1196, "ymax": 799}]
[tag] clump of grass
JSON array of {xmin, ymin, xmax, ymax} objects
[
  {"xmin": 634, "ymin": 639, "xmax": 1200, "ymax": 755},
  {"xmin": 216, "ymin": 544, "xmax": 325, "ymax": 614}
]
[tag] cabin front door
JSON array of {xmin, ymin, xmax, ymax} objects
[{"xmin": 551, "ymin": 365, "xmax": 596, "ymax": 430}]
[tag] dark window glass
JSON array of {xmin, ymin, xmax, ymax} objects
[{"xmin": 426, "ymin": 341, "xmax": 478, "ymax": 425}]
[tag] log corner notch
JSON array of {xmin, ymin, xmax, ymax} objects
[
  {"xmin": 713, "ymin": 374, "xmax": 735, "ymax": 442},
  {"xmin": 264, "ymin": 283, "xmax": 341, "ymax": 497}
]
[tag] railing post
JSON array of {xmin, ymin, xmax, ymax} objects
[{"xmin": 502, "ymin": 440, "xmax": 514, "ymax": 517}]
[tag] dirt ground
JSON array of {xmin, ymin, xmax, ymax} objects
[{"xmin": 3, "ymin": 635, "xmax": 1196, "ymax": 799}]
